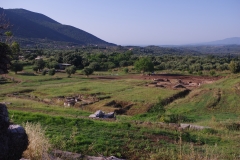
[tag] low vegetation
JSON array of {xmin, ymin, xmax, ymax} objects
[{"xmin": 1, "ymin": 66, "xmax": 239, "ymax": 159}]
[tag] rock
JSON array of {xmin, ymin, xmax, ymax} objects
[
  {"xmin": 7, "ymin": 125, "xmax": 29, "ymax": 160},
  {"xmin": 52, "ymin": 150, "xmax": 82, "ymax": 159},
  {"xmin": 104, "ymin": 112, "xmax": 115, "ymax": 118},
  {"xmin": 0, "ymin": 103, "xmax": 29, "ymax": 160},
  {"xmin": 86, "ymin": 155, "xmax": 125, "ymax": 160},
  {"xmin": 0, "ymin": 103, "xmax": 10, "ymax": 132},
  {"xmin": 180, "ymin": 123, "xmax": 190, "ymax": 129},
  {"xmin": 89, "ymin": 110, "xmax": 115, "ymax": 119},
  {"xmin": 169, "ymin": 123, "xmax": 179, "ymax": 128},
  {"xmin": 89, "ymin": 114, "xmax": 97, "ymax": 118},
  {"xmin": 94, "ymin": 110, "xmax": 105, "ymax": 118},
  {"xmin": 189, "ymin": 124, "xmax": 210, "ymax": 130},
  {"xmin": 173, "ymin": 84, "xmax": 186, "ymax": 89}
]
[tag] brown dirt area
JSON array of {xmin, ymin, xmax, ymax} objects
[{"xmin": 89, "ymin": 73, "xmax": 223, "ymax": 89}]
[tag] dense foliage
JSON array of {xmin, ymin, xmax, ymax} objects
[
  {"xmin": 0, "ymin": 42, "xmax": 12, "ymax": 73},
  {"xmin": 10, "ymin": 61, "xmax": 23, "ymax": 74},
  {"xmin": 17, "ymin": 46, "xmax": 240, "ymax": 75}
]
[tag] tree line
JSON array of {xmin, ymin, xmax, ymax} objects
[{"xmin": 17, "ymin": 48, "xmax": 240, "ymax": 76}]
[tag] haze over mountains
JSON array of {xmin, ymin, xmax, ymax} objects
[
  {"xmin": 190, "ymin": 37, "xmax": 240, "ymax": 46},
  {"xmin": 1, "ymin": 8, "xmax": 239, "ymax": 48},
  {"xmin": 1, "ymin": 8, "xmax": 115, "ymax": 47}
]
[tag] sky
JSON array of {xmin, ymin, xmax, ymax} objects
[{"xmin": 1, "ymin": 0, "xmax": 240, "ymax": 45}]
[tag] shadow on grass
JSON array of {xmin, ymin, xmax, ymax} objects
[
  {"xmin": 18, "ymin": 72, "xmax": 36, "ymax": 76},
  {"xmin": 0, "ymin": 81, "xmax": 11, "ymax": 84}
]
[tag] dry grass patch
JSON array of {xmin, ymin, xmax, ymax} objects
[{"xmin": 23, "ymin": 122, "xmax": 51, "ymax": 160}]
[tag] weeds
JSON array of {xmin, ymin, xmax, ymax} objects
[{"xmin": 22, "ymin": 122, "xmax": 51, "ymax": 160}]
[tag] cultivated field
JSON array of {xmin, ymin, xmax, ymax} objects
[{"xmin": 1, "ymin": 68, "xmax": 240, "ymax": 159}]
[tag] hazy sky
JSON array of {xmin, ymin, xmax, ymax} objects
[{"xmin": 1, "ymin": 0, "xmax": 240, "ymax": 45}]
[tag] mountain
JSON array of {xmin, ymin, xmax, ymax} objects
[
  {"xmin": 193, "ymin": 37, "xmax": 240, "ymax": 46},
  {"xmin": 1, "ymin": 8, "xmax": 115, "ymax": 48}
]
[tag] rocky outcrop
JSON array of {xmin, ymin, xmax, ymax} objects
[
  {"xmin": 89, "ymin": 110, "xmax": 115, "ymax": 119},
  {"xmin": 0, "ymin": 103, "xmax": 29, "ymax": 160}
]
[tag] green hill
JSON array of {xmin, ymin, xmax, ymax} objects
[{"xmin": 1, "ymin": 8, "xmax": 115, "ymax": 47}]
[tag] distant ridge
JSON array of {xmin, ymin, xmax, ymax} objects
[
  {"xmin": 193, "ymin": 37, "xmax": 240, "ymax": 46},
  {"xmin": 1, "ymin": 8, "xmax": 116, "ymax": 47}
]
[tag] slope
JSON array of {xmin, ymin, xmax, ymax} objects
[
  {"xmin": 1, "ymin": 8, "xmax": 115, "ymax": 46},
  {"xmin": 166, "ymin": 74, "xmax": 240, "ymax": 125}
]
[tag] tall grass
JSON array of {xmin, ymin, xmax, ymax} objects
[{"xmin": 22, "ymin": 122, "xmax": 51, "ymax": 160}]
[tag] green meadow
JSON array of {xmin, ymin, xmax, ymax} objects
[{"xmin": 1, "ymin": 69, "xmax": 240, "ymax": 159}]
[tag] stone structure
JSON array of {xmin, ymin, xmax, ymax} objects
[
  {"xmin": 89, "ymin": 110, "xmax": 115, "ymax": 118},
  {"xmin": 0, "ymin": 103, "xmax": 29, "ymax": 160}
]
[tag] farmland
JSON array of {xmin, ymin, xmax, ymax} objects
[{"xmin": 1, "ymin": 67, "xmax": 240, "ymax": 159}]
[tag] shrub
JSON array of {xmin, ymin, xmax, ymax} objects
[
  {"xmin": 42, "ymin": 70, "xmax": 47, "ymax": 75},
  {"xmin": 10, "ymin": 61, "xmax": 23, "ymax": 74},
  {"xmin": 82, "ymin": 67, "xmax": 94, "ymax": 77},
  {"xmin": 22, "ymin": 122, "xmax": 51, "ymax": 160},
  {"xmin": 123, "ymin": 67, "xmax": 129, "ymax": 73},
  {"xmin": 48, "ymin": 68, "xmax": 56, "ymax": 76},
  {"xmin": 65, "ymin": 65, "xmax": 76, "ymax": 77},
  {"xmin": 209, "ymin": 70, "xmax": 216, "ymax": 76}
]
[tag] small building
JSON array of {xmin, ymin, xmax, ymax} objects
[
  {"xmin": 35, "ymin": 56, "xmax": 42, "ymax": 60},
  {"xmin": 59, "ymin": 63, "xmax": 71, "ymax": 70}
]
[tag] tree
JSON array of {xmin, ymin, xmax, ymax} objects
[
  {"xmin": 119, "ymin": 60, "xmax": 128, "ymax": 67},
  {"xmin": 0, "ymin": 12, "xmax": 11, "ymax": 41},
  {"xmin": 47, "ymin": 60, "xmax": 59, "ymax": 69},
  {"xmin": 88, "ymin": 62, "xmax": 100, "ymax": 71},
  {"xmin": 123, "ymin": 67, "xmax": 129, "ymax": 74},
  {"xmin": 229, "ymin": 60, "xmax": 240, "ymax": 73},
  {"xmin": 65, "ymin": 65, "xmax": 76, "ymax": 78},
  {"xmin": 10, "ymin": 61, "xmax": 23, "ymax": 74},
  {"xmin": 32, "ymin": 65, "xmax": 38, "ymax": 73},
  {"xmin": 63, "ymin": 53, "xmax": 82, "ymax": 68},
  {"xmin": 4, "ymin": 31, "xmax": 13, "ymax": 44},
  {"xmin": 48, "ymin": 68, "xmax": 55, "ymax": 76},
  {"xmin": 34, "ymin": 59, "xmax": 45, "ymax": 72},
  {"xmin": 82, "ymin": 67, "xmax": 93, "ymax": 77},
  {"xmin": 11, "ymin": 41, "xmax": 20, "ymax": 59},
  {"xmin": 134, "ymin": 57, "xmax": 154, "ymax": 74},
  {"xmin": 0, "ymin": 42, "xmax": 12, "ymax": 74},
  {"xmin": 42, "ymin": 69, "xmax": 47, "ymax": 75}
]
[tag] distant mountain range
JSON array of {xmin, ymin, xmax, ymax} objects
[
  {"xmin": 188, "ymin": 37, "xmax": 240, "ymax": 46},
  {"xmin": 0, "ymin": 8, "xmax": 115, "ymax": 48},
  {"xmin": 201, "ymin": 37, "xmax": 240, "ymax": 45}
]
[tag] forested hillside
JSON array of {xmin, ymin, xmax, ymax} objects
[{"xmin": 0, "ymin": 8, "xmax": 115, "ymax": 47}]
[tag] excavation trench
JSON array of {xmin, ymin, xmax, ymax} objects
[{"xmin": 161, "ymin": 89, "xmax": 191, "ymax": 106}]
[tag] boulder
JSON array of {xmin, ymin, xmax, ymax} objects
[
  {"xmin": 189, "ymin": 124, "xmax": 210, "ymax": 130},
  {"xmin": 86, "ymin": 155, "xmax": 125, "ymax": 160},
  {"xmin": 89, "ymin": 114, "xmax": 97, "ymax": 118},
  {"xmin": 173, "ymin": 84, "xmax": 186, "ymax": 89},
  {"xmin": 104, "ymin": 112, "xmax": 115, "ymax": 118},
  {"xmin": 89, "ymin": 110, "xmax": 115, "ymax": 119},
  {"xmin": 94, "ymin": 110, "xmax": 105, "ymax": 118},
  {"xmin": 7, "ymin": 125, "xmax": 29, "ymax": 160},
  {"xmin": 0, "ymin": 103, "xmax": 10, "ymax": 132},
  {"xmin": 180, "ymin": 123, "xmax": 190, "ymax": 129},
  {"xmin": 0, "ymin": 103, "xmax": 29, "ymax": 160},
  {"xmin": 52, "ymin": 150, "xmax": 82, "ymax": 159}
]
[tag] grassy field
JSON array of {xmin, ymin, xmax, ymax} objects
[{"xmin": 1, "ymin": 68, "xmax": 240, "ymax": 159}]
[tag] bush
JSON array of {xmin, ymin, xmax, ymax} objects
[
  {"xmin": 123, "ymin": 68, "xmax": 129, "ymax": 73},
  {"xmin": 22, "ymin": 122, "xmax": 51, "ymax": 159},
  {"xmin": 82, "ymin": 67, "xmax": 94, "ymax": 77},
  {"xmin": 65, "ymin": 65, "xmax": 76, "ymax": 77},
  {"xmin": 10, "ymin": 61, "xmax": 23, "ymax": 74},
  {"xmin": 48, "ymin": 68, "xmax": 56, "ymax": 76},
  {"xmin": 209, "ymin": 70, "xmax": 216, "ymax": 76},
  {"xmin": 42, "ymin": 70, "xmax": 47, "ymax": 75}
]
